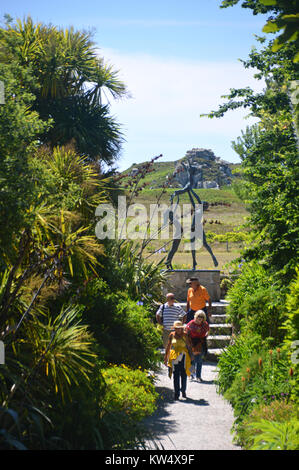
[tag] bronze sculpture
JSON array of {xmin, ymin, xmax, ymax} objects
[{"xmin": 165, "ymin": 157, "xmax": 218, "ymax": 270}]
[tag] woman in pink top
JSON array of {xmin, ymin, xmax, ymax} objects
[{"xmin": 186, "ymin": 310, "xmax": 209, "ymax": 382}]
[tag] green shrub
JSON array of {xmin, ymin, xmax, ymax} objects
[
  {"xmin": 80, "ymin": 279, "xmax": 162, "ymax": 370},
  {"xmin": 216, "ymin": 333, "xmax": 265, "ymax": 395},
  {"xmin": 248, "ymin": 419, "xmax": 299, "ymax": 450},
  {"xmin": 49, "ymin": 364, "xmax": 106, "ymax": 449},
  {"xmin": 237, "ymin": 399, "xmax": 297, "ymax": 449},
  {"xmin": 97, "ymin": 408, "xmax": 155, "ymax": 450},
  {"xmin": 282, "ymin": 268, "xmax": 299, "ymax": 403},
  {"xmin": 223, "ymin": 347, "xmax": 292, "ymax": 422},
  {"xmin": 205, "ymin": 231, "xmax": 249, "ymax": 243},
  {"xmin": 283, "ymin": 268, "xmax": 299, "ymax": 344},
  {"xmin": 101, "ymin": 364, "xmax": 158, "ymax": 421},
  {"xmin": 238, "ymin": 285, "xmax": 285, "ymax": 343},
  {"xmin": 226, "ymin": 260, "xmax": 286, "ymax": 344},
  {"xmin": 217, "ymin": 327, "xmax": 296, "ymax": 449},
  {"xmin": 48, "ymin": 363, "xmax": 156, "ymax": 450},
  {"xmin": 217, "ymin": 232, "xmax": 249, "ymax": 243},
  {"xmin": 205, "ymin": 232, "xmax": 217, "ymax": 243}
]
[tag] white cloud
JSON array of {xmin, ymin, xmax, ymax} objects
[
  {"xmin": 97, "ymin": 18, "xmax": 264, "ymax": 29},
  {"xmin": 100, "ymin": 49, "xmax": 265, "ymax": 170}
]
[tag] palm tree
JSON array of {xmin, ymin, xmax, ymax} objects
[{"xmin": 0, "ymin": 17, "xmax": 128, "ymax": 164}]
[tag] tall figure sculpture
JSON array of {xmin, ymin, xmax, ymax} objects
[{"xmin": 165, "ymin": 157, "xmax": 218, "ymax": 270}]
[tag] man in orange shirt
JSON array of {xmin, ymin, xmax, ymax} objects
[{"xmin": 186, "ymin": 277, "xmax": 212, "ymax": 324}]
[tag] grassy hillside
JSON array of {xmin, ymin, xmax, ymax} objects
[
  {"xmin": 123, "ymin": 161, "xmax": 177, "ymax": 188},
  {"xmin": 123, "ymin": 159, "xmax": 241, "ymax": 189}
]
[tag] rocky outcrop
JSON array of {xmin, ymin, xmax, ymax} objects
[
  {"xmin": 174, "ymin": 148, "xmax": 234, "ymax": 189},
  {"xmin": 185, "ymin": 148, "xmax": 216, "ymax": 161}
]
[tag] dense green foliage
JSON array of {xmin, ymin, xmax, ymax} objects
[
  {"xmin": 211, "ymin": 2, "xmax": 299, "ymax": 451},
  {"xmin": 226, "ymin": 261, "xmax": 287, "ymax": 343},
  {"xmin": 217, "ymin": 332, "xmax": 297, "ymax": 448},
  {"xmin": 78, "ymin": 279, "xmax": 162, "ymax": 370},
  {"xmin": 282, "ymin": 269, "xmax": 299, "ymax": 402},
  {"xmin": 0, "ymin": 61, "xmax": 50, "ymax": 256}
]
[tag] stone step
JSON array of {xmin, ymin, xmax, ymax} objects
[
  {"xmin": 207, "ymin": 335, "xmax": 231, "ymax": 349},
  {"xmin": 211, "ymin": 314, "xmax": 228, "ymax": 324},
  {"xmin": 206, "ymin": 348, "xmax": 224, "ymax": 362},
  {"xmin": 209, "ymin": 323, "xmax": 232, "ymax": 335},
  {"xmin": 177, "ymin": 300, "xmax": 229, "ymax": 315},
  {"xmin": 210, "ymin": 301, "xmax": 230, "ymax": 314}
]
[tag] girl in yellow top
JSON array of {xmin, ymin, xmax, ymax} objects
[{"xmin": 164, "ymin": 321, "xmax": 192, "ymax": 400}]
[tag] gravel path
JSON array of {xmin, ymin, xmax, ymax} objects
[{"xmin": 144, "ymin": 362, "xmax": 241, "ymax": 451}]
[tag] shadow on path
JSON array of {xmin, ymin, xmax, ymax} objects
[
  {"xmin": 183, "ymin": 397, "xmax": 209, "ymax": 406},
  {"xmin": 142, "ymin": 386, "xmax": 177, "ymax": 447},
  {"xmin": 143, "ymin": 383, "xmax": 210, "ymax": 448}
]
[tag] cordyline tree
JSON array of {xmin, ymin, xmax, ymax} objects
[{"xmin": 0, "ymin": 15, "xmax": 127, "ymax": 164}]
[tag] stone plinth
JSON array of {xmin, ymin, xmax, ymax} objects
[{"xmin": 162, "ymin": 270, "xmax": 221, "ymax": 302}]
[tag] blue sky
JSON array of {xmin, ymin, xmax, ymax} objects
[{"xmin": 1, "ymin": 0, "xmax": 267, "ymax": 171}]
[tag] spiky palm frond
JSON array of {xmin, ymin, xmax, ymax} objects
[
  {"xmin": 38, "ymin": 26, "xmax": 97, "ymax": 99},
  {"xmin": 47, "ymin": 145, "xmax": 109, "ymax": 206},
  {"xmin": 115, "ymin": 240, "xmax": 168, "ymax": 301},
  {"xmin": 0, "ymin": 16, "xmax": 44, "ymax": 66},
  {"xmin": 0, "ymin": 17, "xmax": 126, "ymax": 164},
  {"xmin": 24, "ymin": 304, "xmax": 97, "ymax": 401},
  {"xmin": 44, "ymin": 97, "xmax": 123, "ymax": 163},
  {"xmin": 30, "ymin": 206, "xmax": 104, "ymax": 279},
  {"xmin": 86, "ymin": 57, "xmax": 128, "ymax": 106}
]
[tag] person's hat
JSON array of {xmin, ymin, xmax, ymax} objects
[
  {"xmin": 173, "ymin": 321, "xmax": 184, "ymax": 329},
  {"xmin": 186, "ymin": 277, "xmax": 199, "ymax": 284}
]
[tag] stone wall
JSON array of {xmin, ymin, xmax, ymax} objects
[{"xmin": 162, "ymin": 269, "xmax": 221, "ymax": 302}]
